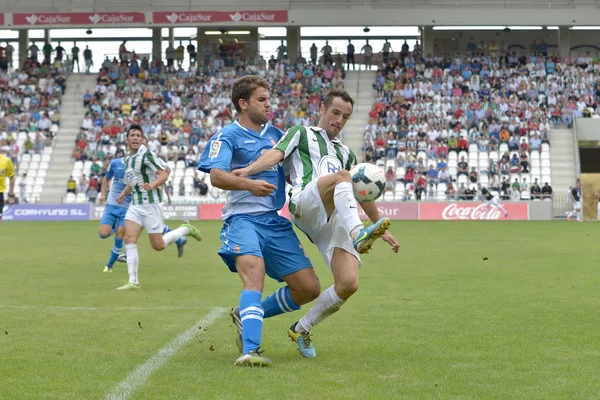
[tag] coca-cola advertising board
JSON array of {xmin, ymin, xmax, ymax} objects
[
  {"xmin": 419, "ymin": 202, "xmax": 529, "ymax": 221},
  {"xmin": 13, "ymin": 12, "xmax": 146, "ymax": 26},
  {"xmin": 153, "ymin": 11, "xmax": 288, "ymax": 25}
]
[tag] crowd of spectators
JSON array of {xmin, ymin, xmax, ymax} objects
[
  {"xmin": 74, "ymin": 49, "xmax": 346, "ymax": 198},
  {"xmin": 0, "ymin": 57, "xmax": 68, "ymax": 203},
  {"xmin": 363, "ymin": 38, "xmax": 600, "ymax": 201}
]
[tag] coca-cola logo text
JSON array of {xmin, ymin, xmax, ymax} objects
[{"xmin": 441, "ymin": 203, "xmax": 501, "ymax": 220}]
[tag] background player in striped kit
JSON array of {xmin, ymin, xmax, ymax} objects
[
  {"xmin": 114, "ymin": 124, "xmax": 201, "ymax": 290},
  {"xmin": 234, "ymin": 89, "xmax": 400, "ymax": 358}
]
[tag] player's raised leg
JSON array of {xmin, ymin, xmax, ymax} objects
[
  {"xmin": 290, "ymin": 248, "xmax": 358, "ymax": 357},
  {"xmin": 316, "ymin": 170, "xmax": 390, "ymax": 253},
  {"xmin": 162, "ymin": 224, "xmax": 187, "ymax": 257}
]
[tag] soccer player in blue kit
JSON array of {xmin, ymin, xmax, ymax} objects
[
  {"xmin": 98, "ymin": 148, "xmax": 186, "ymax": 272},
  {"xmin": 198, "ymin": 75, "xmax": 321, "ymax": 367}
]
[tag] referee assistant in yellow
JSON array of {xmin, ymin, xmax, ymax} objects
[{"xmin": 0, "ymin": 150, "xmax": 16, "ymax": 224}]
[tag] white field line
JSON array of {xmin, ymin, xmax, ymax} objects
[
  {"xmin": 104, "ymin": 307, "xmax": 228, "ymax": 400},
  {"xmin": 0, "ymin": 305, "xmax": 206, "ymax": 311}
]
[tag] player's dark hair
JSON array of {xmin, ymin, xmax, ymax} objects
[
  {"xmin": 323, "ymin": 89, "xmax": 355, "ymax": 110},
  {"xmin": 231, "ymin": 75, "xmax": 270, "ymax": 113},
  {"xmin": 127, "ymin": 123, "xmax": 144, "ymax": 137}
]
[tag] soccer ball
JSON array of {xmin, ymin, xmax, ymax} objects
[{"xmin": 350, "ymin": 163, "xmax": 386, "ymax": 203}]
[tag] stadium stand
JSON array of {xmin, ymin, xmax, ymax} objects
[
  {"xmin": 70, "ymin": 54, "xmax": 346, "ymax": 203},
  {"xmin": 0, "ymin": 58, "xmax": 68, "ymax": 203},
  {"xmin": 360, "ymin": 42, "xmax": 587, "ymax": 202}
]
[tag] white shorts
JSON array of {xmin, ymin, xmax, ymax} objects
[
  {"xmin": 291, "ymin": 179, "xmax": 361, "ymax": 269},
  {"xmin": 486, "ymin": 198, "xmax": 499, "ymax": 207},
  {"xmin": 574, "ymin": 201, "xmax": 582, "ymax": 211},
  {"xmin": 125, "ymin": 203, "xmax": 164, "ymax": 234}
]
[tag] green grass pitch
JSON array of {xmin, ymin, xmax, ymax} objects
[{"xmin": 0, "ymin": 221, "xmax": 598, "ymax": 399}]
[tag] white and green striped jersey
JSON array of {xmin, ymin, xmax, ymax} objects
[
  {"xmin": 275, "ymin": 125, "xmax": 357, "ymax": 202},
  {"xmin": 123, "ymin": 144, "xmax": 168, "ymax": 205}
]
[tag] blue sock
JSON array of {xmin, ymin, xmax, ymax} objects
[
  {"xmin": 106, "ymin": 237, "xmax": 123, "ymax": 268},
  {"xmin": 240, "ymin": 290, "xmax": 264, "ymax": 354},
  {"xmin": 261, "ymin": 286, "xmax": 301, "ymax": 319},
  {"xmin": 163, "ymin": 225, "xmax": 185, "ymax": 246}
]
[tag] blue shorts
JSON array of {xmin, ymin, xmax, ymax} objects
[
  {"xmin": 100, "ymin": 204, "xmax": 128, "ymax": 229},
  {"xmin": 219, "ymin": 211, "xmax": 312, "ymax": 282}
]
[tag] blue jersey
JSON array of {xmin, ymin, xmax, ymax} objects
[
  {"xmin": 198, "ymin": 121, "xmax": 286, "ymax": 219},
  {"xmin": 105, "ymin": 158, "xmax": 131, "ymax": 208}
]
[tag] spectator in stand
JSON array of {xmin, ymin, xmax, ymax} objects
[
  {"xmin": 176, "ymin": 41, "xmax": 185, "ymax": 68},
  {"xmin": 42, "ymin": 41, "xmax": 52, "ymax": 64},
  {"xmin": 445, "ymin": 183, "xmax": 456, "ymax": 200},
  {"xmin": 88, "ymin": 186, "xmax": 98, "ymax": 203},
  {"xmin": 346, "ymin": 40, "xmax": 355, "ymax": 71},
  {"xmin": 438, "ymin": 166, "xmax": 450, "ymax": 183},
  {"xmin": 541, "ymin": 182, "xmax": 553, "ymax": 199},
  {"xmin": 531, "ymin": 182, "xmax": 541, "ymax": 199},
  {"xmin": 199, "ymin": 178, "xmax": 208, "ymax": 196},
  {"xmin": 28, "ymin": 41, "xmax": 39, "ymax": 62},
  {"xmin": 67, "ymin": 176, "xmax": 77, "ymax": 194},
  {"xmin": 469, "ymin": 167, "xmax": 478, "ymax": 183},
  {"xmin": 427, "ymin": 164, "xmax": 438, "ymax": 183},
  {"xmin": 512, "ymin": 178, "xmax": 521, "ymax": 193},
  {"xmin": 457, "ymin": 156, "xmax": 468, "ymax": 177},
  {"xmin": 78, "ymin": 174, "xmax": 89, "ymax": 193},
  {"xmin": 457, "ymin": 183, "xmax": 467, "ymax": 200},
  {"xmin": 385, "ymin": 166, "xmax": 395, "ymax": 192},
  {"xmin": 403, "ymin": 167, "xmax": 415, "ymax": 183}
]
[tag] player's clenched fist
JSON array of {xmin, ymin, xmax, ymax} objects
[{"xmin": 247, "ymin": 180, "xmax": 277, "ymax": 197}]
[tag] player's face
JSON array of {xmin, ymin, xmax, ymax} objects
[
  {"xmin": 244, "ymin": 87, "xmax": 271, "ymax": 126},
  {"xmin": 126, "ymin": 129, "xmax": 144, "ymax": 153},
  {"xmin": 320, "ymin": 97, "xmax": 353, "ymax": 138}
]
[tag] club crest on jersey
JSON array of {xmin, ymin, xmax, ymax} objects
[
  {"xmin": 270, "ymin": 137, "xmax": 277, "ymax": 146},
  {"xmin": 209, "ymin": 140, "xmax": 222, "ymax": 159},
  {"xmin": 317, "ymin": 155, "xmax": 342, "ymax": 177},
  {"xmin": 125, "ymin": 168, "xmax": 135, "ymax": 182}
]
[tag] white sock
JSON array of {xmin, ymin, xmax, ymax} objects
[
  {"xmin": 577, "ymin": 211, "xmax": 582, "ymax": 221},
  {"xmin": 334, "ymin": 182, "xmax": 363, "ymax": 240},
  {"xmin": 295, "ymin": 285, "xmax": 346, "ymax": 333},
  {"xmin": 163, "ymin": 227, "xmax": 189, "ymax": 248},
  {"xmin": 125, "ymin": 244, "xmax": 139, "ymax": 285}
]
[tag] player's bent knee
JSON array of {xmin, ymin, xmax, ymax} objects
[
  {"xmin": 336, "ymin": 278, "xmax": 359, "ymax": 298},
  {"xmin": 98, "ymin": 226, "xmax": 112, "ymax": 239}
]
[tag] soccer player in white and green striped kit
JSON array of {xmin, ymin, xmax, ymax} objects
[
  {"xmin": 235, "ymin": 89, "xmax": 400, "ymax": 357},
  {"xmin": 115, "ymin": 124, "xmax": 202, "ymax": 290}
]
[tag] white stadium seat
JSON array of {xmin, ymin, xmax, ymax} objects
[{"xmin": 65, "ymin": 193, "xmax": 76, "ymax": 203}]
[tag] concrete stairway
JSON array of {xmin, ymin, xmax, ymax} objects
[
  {"xmin": 549, "ymin": 128, "xmax": 577, "ymax": 196},
  {"xmin": 41, "ymin": 74, "xmax": 97, "ymax": 201},
  {"xmin": 342, "ymin": 70, "xmax": 376, "ymax": 156}
]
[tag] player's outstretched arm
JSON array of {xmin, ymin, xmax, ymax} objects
[
  {"xmin": 116, "ymin": 185, "xmax": 132, "ymax": 204},
  {"xmin": 361, "ymin": 201, "xmax": 400, "ymax": 253},
  {"xmin": 233, "ymin": 149, "xmax": 284, "ymax": 178},
  {"xmin": 98, "ymin": 176, "xmax": 110, "ymax": 204},
  {"xmin": 211, "ymin": 169, "xmax": 276, "ymax": 197}
]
